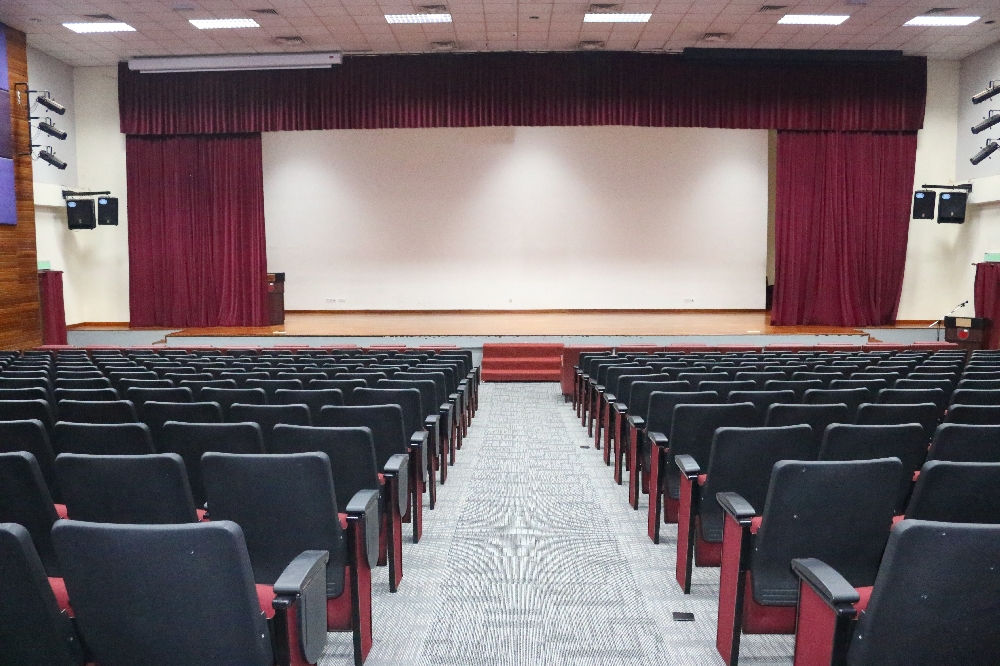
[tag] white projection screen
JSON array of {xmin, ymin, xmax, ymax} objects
[{"xmin": 262, "ymin": 126, "xmax": 769, "ymax": 310}]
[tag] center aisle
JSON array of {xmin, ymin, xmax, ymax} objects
[{"xmin": 325, "ymin": 383, "xmax": 793, "ymax": 665}]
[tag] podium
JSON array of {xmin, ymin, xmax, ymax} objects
[
  {"xmin": 944, "ymin": 316, "xmax": 987, "ymax": 351},
  {"xmin": 267, "ymin": 273, "xmax": 285, "ymax": 326}
]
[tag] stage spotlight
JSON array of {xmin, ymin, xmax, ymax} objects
[
  {"xmin": 973, "ymin": 82, "xmax": 1000, "ymax": 105},
  {"xmin": 38, "ymin": 148, "xmax": 67, "ymax": 170},
  {"xmin": 37, "ymin": 119, "xmax": 67, "ymax": 140},
  {"xmin": 36, "ymin": 94, "xmax": 65, "ymax": 115},
  {"xmin": 971, "ymin": 141, "xmax": 999, "ymax": 166},
  {"xmin": 972, "ymin": 113, "xmax": 1000, "ymax": 134}
]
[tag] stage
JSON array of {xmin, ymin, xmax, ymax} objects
[{"xmin": 66, "ymin": 311, "xmax": 944, "ymax": 356}]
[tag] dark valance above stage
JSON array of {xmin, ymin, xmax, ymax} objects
[{"xmin": 118, "ymin": 52, "xmax": 927, "ymax": 136}]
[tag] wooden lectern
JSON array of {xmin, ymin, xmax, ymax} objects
[
  {"xmin": 944, "ymin": 316, "xmax": 988, "ymax": 352},
  {"xmin": 267, "ymin": 272, "xmax": 285, "ymax": 326}
]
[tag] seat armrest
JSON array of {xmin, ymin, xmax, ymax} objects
[
  {"xmin": 448, "ymin": 392, "xmax": 460, "ymax": 402},
  {"xmin": 424, "ymin": 414, "xmax": 439, "ymax": 428},
  {"xmin": 581, "ymin": 373, "xmax": 590, "ymax": 381},
  {"xmin": 273, "ymin": 550, "xmax": 329, "ymax": 596},
  {"xmin": 792, "ymin": 558, "xmax": 861, "ymax": 607},
  {"xmin": 717, "ymin": 492, "xmax": 756, "ymax": 520},
  {"xmin": 439, "ymin": 402, "xmax": 452, "ymax": 413},
  {"xmin": 613, "ymin": 402, "xmax": 627, "ymax": 413},
  {"xmin": 384, "ymin": 453, "xmax": 410, "ymax": 514},
  {"xmin": 595, "ymin": 385, "xmax": 605, "ymax": 393},
  {"xmin": 627, "ymin": 415, "xmax": 645, "ymax": 428},
  {"xmin": 272, "ymin": 550, "xmax": 330, "ymax": 664},
  {"xmin": 648, "ymin": 431, "xmax": 668, "ymax": 447},
  {"xmin": 345, "ymin": 489, "xmax": 380, "ymax": 571},
  {"xmin": 410, "ymin": 430, "xmax": 429, "ymax": 448},
  {"xmin": 675, "ymin": 454, "xmax": 700, "ymax": 476},
  {"xmin": 604, "ymin": 392, "xmax": 615, "ymax": 404}
]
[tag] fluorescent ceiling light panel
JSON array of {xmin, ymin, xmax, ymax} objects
[
  {"xmin": 583, "ymin": 13, "xmax": 651, "ymax": 23},
  {"xmin": 778, "ymin": 14, "xmax": 850, "ymax": 25},
  {"xmin": 63, "ymin": 22, "xmax": 136, "ymax": 33},
  {"xmin": 189, "ymin": 18, "xmax": 260, "ymax": 29},
  {"xmin": 904, "ymin": 16, "xmax": 980, "ymax": 26},
  {"xmin": 385, "ymin": 14, "xmax": 453, "ymax": 24}
]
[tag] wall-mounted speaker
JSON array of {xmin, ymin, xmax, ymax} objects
[
  {"xmin": 912, "ymin": 190, "xmax": 935, "ymax": 219},
  {"xmin": 937, "ymin": 191, "xmax": 968, "ymax": 224},
  {"xmin": 66, "ymin": 199, "xmax": 96, "ymax": 230},
  {"xmin": 97, "ymin": 196, "xmax": 118, "ymax": 226}
]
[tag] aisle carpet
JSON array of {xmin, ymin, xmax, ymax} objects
[{"xmin": 321, "ymin": 383, "xmax": 793, "ymax": 665}]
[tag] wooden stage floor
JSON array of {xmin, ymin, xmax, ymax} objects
[{"xmin": 93, "ymin": 311, "xmax": 934, "ymax": 340}]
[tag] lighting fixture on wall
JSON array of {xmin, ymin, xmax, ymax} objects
[
  {"xmin": 973, "ymin": 81, "xmax": 1000, "ymax": 105},
  {"xmin": 972, "ymin": 112, "xmax": 1000, "ymax": 135},
  {"xmin": 36, "ymin": 93, "xmax": 65, "ymax": 115},
  {"xmin": 39, "ymin": 148, "xmax": 67, "ymax": 170},
  {"xmin": 971, "ymin": 140, "xmax": 999, "ymax": 166},
  {"xmin": 13, "ymin": 86, "xmax": 70, "ymax": 168},
  {"xmin": 37, "ymin": 119, "xmax": 67, "ymax": 140}
]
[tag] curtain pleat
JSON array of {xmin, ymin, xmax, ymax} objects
[
  {"xmin": 118, "ymin": 53, "xmax": 927, "ymax": 136},
  {"xmin": 126, "ymin": 134, "xmax": 268, "ymax": 328},
  {"xmin": 771, "ymin": 131, "xmax": 918, "ymax": 327}
]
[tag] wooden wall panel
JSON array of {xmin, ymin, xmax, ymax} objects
[{"xmin": 0, "ymin": 26, "xmax": 40, "ymax": 350}]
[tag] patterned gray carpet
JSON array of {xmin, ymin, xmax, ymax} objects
[{"xmin": 321, "ymin": 383, "xmax": 793, "ymax": 665}]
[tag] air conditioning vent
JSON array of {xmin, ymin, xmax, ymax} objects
[
  {"xmin": 418, "ymin": 4, "xmax": 450, "ymax": 14},
  {"xmin": 758, "ymin": 5, "xmax": 788, "ymax": 11},
  {"xmin": 83, "ymin": 14, "xmax": 117, "ymax": 20},
  {"xmin": 430, "ymin": 40, "xmax": 456, "ymax": 51},
  {"xmin": 701, "ymin": 33, "xmax": 731, "ymax": 42},
  {"xmin": 926, "ymin": 7, "xmax": 959, "ymax": 13},
  {"xmin": 579, "ymin": 40, "xmax": 606, "ymax": 50},
  {"xmin": 275, "ymin": 35, "xmax": 304, "ymax": 45},
  {"xmin": 252, "ymin": 8, "xmax": 280, "ymax": 15},
  {"xmin": 588, "ymin": 3, "xmax": 622, "ymax": 12}
]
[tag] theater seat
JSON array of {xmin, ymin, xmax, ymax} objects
[
  {"xmin": 51, "ymin": 520, "xmax": 333, "ymax": 666},
  {"xmin": 791, "ymin": 520, "xmax": 1000, "ymax": 666},
  {"xmin": 201, "ymin": 453, "xmax": 379, "ymax": 662}
]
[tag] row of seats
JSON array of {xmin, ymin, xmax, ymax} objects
[
  {"xmin": 0, "ymin": 345, "xmax": 481, "ymax": 665},
  {"xmin": 569, "ymin": 347, "xmax": 1000, "ymax": 665}
]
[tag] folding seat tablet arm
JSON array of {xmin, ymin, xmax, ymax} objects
[{"xmin": 51, "ymin": 519, "xmax": 332, "ymax": 666}]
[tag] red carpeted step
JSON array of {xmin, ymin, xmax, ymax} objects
[{"xmin": 482, "ymin": 343, "xmax": 564, "ymax": 382}]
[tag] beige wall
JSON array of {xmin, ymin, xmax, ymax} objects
[{"xmin": 31, "ymin": 63, "xmax": 129, "ymax": 325}]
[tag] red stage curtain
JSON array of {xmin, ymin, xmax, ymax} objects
[
  {"xmin": 118, "ymin": 53, "xmax": 926, "ymax": 136},
  {"xmin": 974, "ymin": 263, "xmax": 1000, "ymax": 349},
  {"xmin": 771, "ymin": 130, "xmax": 918, "ymax": 327},
  {"xmin": 126, "ymin": 134, "xmax": 268, "ymax": 328}
]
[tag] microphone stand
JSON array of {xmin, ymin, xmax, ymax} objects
[{"xmin": 928, "ymin": 301, "xmax": 970, "ymax": 341}]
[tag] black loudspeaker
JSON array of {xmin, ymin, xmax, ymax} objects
[
  {"xmin": 938, "ymin": 191, "xmax": 968, "ymax": 224},
  {"xmin": 97, "ymin": 196, "xmax": 118, "ymax": 226},
  {"xmin": 66, "ymin": 199, "xmax": 96, "ymax": 230},
  {"xmin": 912, "ymin": 190, "xmax": 936, "ymax": 219}
]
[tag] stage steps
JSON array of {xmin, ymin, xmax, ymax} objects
[{"xmin": 481, "ymin": 342, "xmax": 564, "ymax": 382}]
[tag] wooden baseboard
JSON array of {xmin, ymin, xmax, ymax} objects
[{"xmin": 67, "ymin": 322, "xmax": 132, "ymax": 330}]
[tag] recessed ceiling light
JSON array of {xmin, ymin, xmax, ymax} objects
[
  {"xmin": 385, "ymin": 14, "xmax": 453, "ymax": 24},
  {"xmin": 778, "ymin": 14, "xmax": 850, "ymax": 25},
  {"xmin": 63, "ymin": 22, "xmax": 136, "ymax": 33},
  {"xmin": 189, "ymin": 18, "xmax": 260, "ymax": 29},
  {"xmin": 904, "ymin": 15, "xmax": 980, "ymax": 26},
  {"xmin": 583, "ymin": 13, "xmax": 651, "ymax": 23}
]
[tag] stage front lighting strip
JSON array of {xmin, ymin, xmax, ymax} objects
[
  {"xmin": 904, "ymin": 16, "xmax": 980, "ymax": 27},
  {"xmin": 778, "ymin": 15, "xmax": 850, "ymax": 25},
  {"xmin": 63, "ymin": 22, "xmax": 136, "ymax": 33},
  {"xmin": 385, "ymin": 14, "xmax": 453, "ymax": 24},
  {"xmin": 189, "ymin": 18, "xmax": 260, "ymax": 29},
  {"xmin": 583, "ymin": 13, "xmax": 651, "ymax": 23}
]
